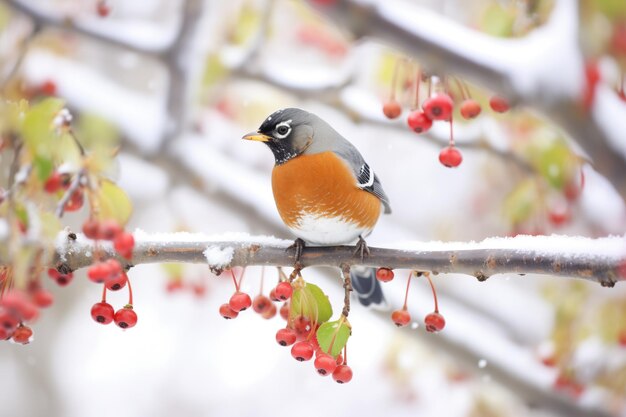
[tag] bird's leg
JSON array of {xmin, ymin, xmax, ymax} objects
[
  {"xmin": 287, "ymin": 238, "xmax": 306, "ymax": 267},
  {"xmin": 353, "ymin": 235, "xmax": 370, "ymax": 261}
]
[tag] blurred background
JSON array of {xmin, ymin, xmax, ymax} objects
[{"xmin": 1, "ymin": 0, "xmax": 625, "ymax": 416}]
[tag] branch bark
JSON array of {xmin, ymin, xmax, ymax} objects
[{"xmin": 50, "ymin": 231, "xmax": 625, "ymax": 287}]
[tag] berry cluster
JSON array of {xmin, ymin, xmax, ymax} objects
[
  {"xmin": 44, "ymin": 170, "xmax": 85, "ymax": 212},
  {"xmin": 382, "ymin": 62, "xmax": 510, "ymax": 168},
  {"xmin": 376, "ymin": 269, "xmax": 446, "ymax": 333},
  {"xmin": 0, "ymin": 272, "xmax": 56, "ymax": 344},
  {"xmin": 96, "ymin": 0, "xmax": 111, "ymax": 17},
  {"xmin": 220, "ymin": 268, "xmax": 354, "ymax": 383},
  {"xmin": 83, "ymin": 219, "xmax": 138, "ymax": 329}
]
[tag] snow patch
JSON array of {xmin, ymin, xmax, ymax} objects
[
  {"xmin": 0, "ymin": 219, "xmax": 8, "ymax": 241},
  {"xmin": 132, "ymin": 229, "xmax": 291, "ymax": 247},
  {"xmin": 203, "ymin": 246, "xmax": 234, "ymax": 269}
]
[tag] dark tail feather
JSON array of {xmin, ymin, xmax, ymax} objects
[{"xmin": 350, "ymin": 266, "xmax": 387, "ymax": 309}]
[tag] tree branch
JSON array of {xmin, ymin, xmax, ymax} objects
[
  {"xmin": 306, "ymin": 0, "xmax": 626, "ymax": 202},
  {"xmin": 49, "ymin": 231, "xmax": 625, "ymax": 287}
]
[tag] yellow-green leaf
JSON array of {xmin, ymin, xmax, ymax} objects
[
  {"xmin": 290, "ymin": 282, "xmax": 332, "ymax": 324},
  {"xmin": 94, "ymin": 180, "xmax": 132, "ymax": 226},
  {"xmin": 21, "ymin": 97, "xmax": 64, "ymax": 157},
  {"xmin": 317, "ymin": 318, "xmax": 351, "ymax": 358},
  {"xmin": 502, "ymin": 179, "xmax": 539, "ymax": 225}
]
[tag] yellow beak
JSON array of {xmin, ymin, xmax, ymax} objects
[{"xmin": 242, "ymin": 132, "xmax": 272, "ymax": 142}]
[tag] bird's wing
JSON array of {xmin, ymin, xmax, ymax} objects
[{"xmin": 332, "ymin": 142, "xmax": 391, "ymax": 214}]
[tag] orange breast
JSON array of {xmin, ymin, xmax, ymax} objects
[{"xmin": 271, "ymin": 151, "xmax": 381, "ymax": 229}]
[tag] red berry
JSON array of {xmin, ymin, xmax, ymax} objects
[
  {"xmin": 274, "ymin": 282, "xmax": 293, "ymax": 301},
  {"xmin": 12, "ymin": 325, "xmax": 33, "ymax": 344},
  {"xmin": 90, "ymin": 302, "xmax": 114, "ymax": 324},
  {"xmin": 391, "ymin": 309, "xmax": 411, "ymax": 327},
  {"xmin": 280, "ymin": 303, "xmax": 289, "ymax": 320},
  {"xmin": 612, "ymin": 23, "xmax": 626, "ymax": 55},
  {"xmin": 276, "ymin": 328, "xmax": 297, "ymax": 346},
  {"xmin": 113, "ymin": 232, "xmax": 135, "ymax": 259},
  {"xmin": 439, "ymin": 146, "xmax": 463, "ymax": 168},
  {"xmin": 1, "ymin": 291, "xmax": 38, "ymax": 321},
  {"xmin": 252, "ymin": 295, "xmax": 272, "ymax": 314},
  {"xmin": 82, "ymin": 219, "xmax": 100, "ymax": 239},
  {"xmin": 314, "ymin": 353, "xmax": 338, "ymax": 376},
  {"xmin": 422, "ymin": 94, "xmax": 454, "ymax": 121},
  {"xmin": 31, "ymin": 289, "xmax": 54, "ymax": 308},
  {"xmin": 100, "ymin": 220, "xmax": 122, "ymax": 240},
  {"xmin": 262, "ymin": 303, "xmax": 277, "ymax": 319},
  {"xmin": 375, "ymin": 267, "xmax": 394, "ymax": 282},
  {"xmin": 114, "ymin": 307, "xmax": 137, "ymax": 329},
  {"xmin": 548, "ymin": 207, "xmax": 570, "ymax": 227},
  {"xmin": 618, "ymin": 330, "xmax": 626, "ymax": 347},
  {"xmin": 0, "ymin": 311, "xmax": 19, "ymax": 332},
  {"xmin": 293, "ymin": 315, "xmax": 311, "ymax": 335},
  {"xmin": 425, "ymin": 311, "xmax": 445, "ymax": 333},
  {"xmin": 489, "ymin": 96, "xmax": 509, "ymax": 113},
  {"xmin": 332, "ymin": 364, "xmax": 353, "ymax": 383},
  {"xmin": 460, "ymin": 99, "xmax": 482, "ymax": 119},
  {"xmin": 382, "ymin": 100, "xmax": 402, "ymax": 119},
  {"xmin": 105, "ymin": 271, "xmax": 127, "ymax": 291},
  {"xmin": 0, "ymin": 327, "xmax": 12, "ymax": 340},
  {"xmin": 564, "ymin": 170, "xmax": 585, "ymax": 201},
  {"xmin": 619, "ymin": 260, "xmax": 626, "ymax": 280},
  {"xmin": 219, "ymin": 303, "xmax": 239, "ymax": 319},
  {"xmin": 291, "ymin": 341, "xmax": 315, "ymax": 361},
  {"xmin": 44, "ymin": 172, "xmax": 62, "ymax": 193},
  {"xmin": 96, "ymin": 1, "xmax": 111, "ymax": 17},
  {"xmin": 39, "ymin": 80, "xmax": 57, "ymax": 96},
  {"xmin": 87, "ymin": 262, "xmax": 110, "ymax": 284},
  {"xmin": 407, "ymin": 110, "xmax": 433, "ymax": 133},
  {"xmin": 229, "ymin": 291, "xmax": 252, "ymax": 312},
  {"xmin": 48, "ymin": 269, "xmax": 73, "ymax": 286},
  {"xmin": 269, "ymin": 288, "xmax": 279, "ymax": 302},
  {"xmin": 64, "ymin": 189, "xmax": 84, "ymax": 212}
]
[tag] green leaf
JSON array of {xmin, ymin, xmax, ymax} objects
[
  {"xmin": 21, "ymin": 98, "xmax": 64, "ymax": 157},
  {"xmin": 481, "ymin": 4, "xmax": 515, "ymax": 38},
  {"xmin": 527, "ymin": 136, "xmax": 577, "ymax": 189},
  {"xmin": 290, "ymin": 282, "xmax": 332, "ymax": 324},
  {"xmin": 502, "ymin": 179, "xmax": 539, "ymax": 225},
  {"xmin": 317, "ymin": 318, "xmax": 351, "ymax": 358},
  {"xmin": 94, "ymin": 180, "xmax": 133, "ymax": 226},
  {"xmin": 33, "ymin": 155, "xmax": 53, "ymax": 182},
  {"xmin": 202, "ymin": 54, "xmax": 228, "ymax": 88}
]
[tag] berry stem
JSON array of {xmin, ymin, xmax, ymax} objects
[
  {"xmin": 343, "ymin": 345, "xmax": 348, "ymax": 365},
  {"xmin": 402, "ymin": 270, "xmax": 413, "ymax": 309},
  {"xmin": 258, "ymin": 266, "xmax": 265, "ymax": 295},
  {"xmin": 390, "ymin": 57, "xmax": 402, "ymax": 101},
  {"xmin": 423, "ymin": 272, "xmax": 439, "ymax": 313},
  {"xmin": 341, "ymin": 264, "xmax": 352, "ymax": 317},
  {"xmin": 427, "ymin": 75, "xmax": 432, "ymax": 98},
  {"xmin": 230, "ymin": 269, "xmax": 240, "ymax": 292},
  {"xmin": 449, "ymin": 114, "xmax": 455, "ymax": 147},
  {"xmin": 101, "ymin": 284, "xmax": 107, "ymax": 303},
  {"xmin": 453, "ymin": 77, "xmax": 467, "ymax": 100},
  {"xmin": 126, "ymin": 273, "xmax": 134, "ymax": 305},
  {"xmin": 413, "ymin": 68, "xmax": 422, "ymax": 110}
]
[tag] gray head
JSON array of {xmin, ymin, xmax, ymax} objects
[{"xmin": 242, "ymin": 108, "xmax": 338, "ymax": 165}]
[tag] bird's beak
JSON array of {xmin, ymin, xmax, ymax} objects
[{"xmin": 242, "ymin": 132, "xmax": 271, "ymax": 142}]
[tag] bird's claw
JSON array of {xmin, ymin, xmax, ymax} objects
[
  {"xmin": 354, "ymin": 236, "xmax": 370, "ymax": 262},
  {"xmin": 287, "ymin": 238, "xmax": 306, "ymax": 265}
]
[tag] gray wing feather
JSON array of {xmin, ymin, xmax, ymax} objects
[{"xmin": 332, "ymin": 142, "xmax": 392, "ymax": 214}]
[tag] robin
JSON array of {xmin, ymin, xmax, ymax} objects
[{"xmin": 242, "ymin": 108, "xmax": 390, "ymax": 307}]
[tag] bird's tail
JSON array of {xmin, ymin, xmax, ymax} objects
[{"xmin": 350, "ymin": 266, "xmax": 387, "ymax": 310}]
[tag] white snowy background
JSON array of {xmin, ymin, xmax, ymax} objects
[{"xmin": 1, "ymin": 1, "xmax": 626, "ymax": 417}]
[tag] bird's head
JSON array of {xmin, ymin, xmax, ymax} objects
[{"xmin": 242, "ymin": 108, "xmax": 316, "ymax": 165}]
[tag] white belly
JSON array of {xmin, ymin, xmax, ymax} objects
[{"xmin": 288, "ymin": 213, "xmax": 373, "ymax": 245}]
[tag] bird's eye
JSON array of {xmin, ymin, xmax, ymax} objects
[{"xmin": 276, "ymin": 125, "xmax": 290, "ymax": 137}]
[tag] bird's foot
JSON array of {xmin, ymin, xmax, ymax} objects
[
  {"xmin": 287, "ymin": 238, "xmax": 306, "ymax": 266},
  {"xmin": 353, "ymin": 236, "xmax": 370, "ymax": 262}
]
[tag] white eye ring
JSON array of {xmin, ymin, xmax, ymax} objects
[{"xmin": 275, "ymin": 122, "xmax": 291, "ymax": 139}]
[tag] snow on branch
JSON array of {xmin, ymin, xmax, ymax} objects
[{"xmin": 49, "ymin": 230, "xmax": 626, "ymax": 287}]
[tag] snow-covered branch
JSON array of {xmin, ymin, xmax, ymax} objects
[
  {"xmin": 307, "ymin": 0, "xmax": 626, "ymax": 201},
  {"xmin": 50, "ymin": 231, "xmax": 625, "ymax": 287}
]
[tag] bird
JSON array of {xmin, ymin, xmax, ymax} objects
[{"xmin": 242, "ymin": 108, "xmax": 391, "ymax": 308}]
